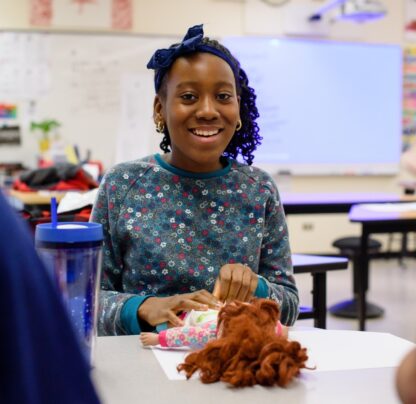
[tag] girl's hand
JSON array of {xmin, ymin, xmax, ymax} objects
[
  {"xmin": 138, "ymin": 290, "xmax": 221, "ymax": 327},
  {"xmin": 213, "ymin": 263, "xmax": 258, "ymax": 303},
  {"xmin": 140, "ymin": 332, "xmax": 159, "ymax": 346}
]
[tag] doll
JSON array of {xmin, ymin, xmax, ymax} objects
[
  {"xmin": 140, "ymin": 307, "xmax": 220, "ymax": 349},
  {"xmin": 140, "ymin": 298, "xmax": 307, "ymax": 387}
]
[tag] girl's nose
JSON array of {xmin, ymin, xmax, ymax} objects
[{"xmin": 195, "ymin": 96, "xmax": 220, "ymax": 120}]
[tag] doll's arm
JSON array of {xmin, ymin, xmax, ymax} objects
[{"xmin": 140, "ymin": 332, "xmax": 160, "ymax": 346}]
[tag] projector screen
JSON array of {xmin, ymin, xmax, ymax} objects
[{"xmin": 221, "ymin": 37, "xmax": 403, "ymax": 176}]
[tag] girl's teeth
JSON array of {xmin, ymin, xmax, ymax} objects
[{"xmin": 193, "ymin": 129, "xmax": 219, "ymax": 137}]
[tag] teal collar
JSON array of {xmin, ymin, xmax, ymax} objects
[{"xmin": 154, "ymin": 153, "xmax": 231, "ymax": 179}]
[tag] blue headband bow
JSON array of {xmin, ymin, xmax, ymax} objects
[{"xmin": 147, "ymin": 24, "xmax": 238, "ymax": 92}]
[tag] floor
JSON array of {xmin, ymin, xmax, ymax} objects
[{"xmin": 295, "ymin": 257, "xmax": 416, "ymax": 343}]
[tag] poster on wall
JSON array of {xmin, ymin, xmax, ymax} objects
[
  {"xmin": 405, "ymin": 0, "xmax": 416, "ymax": 41},
  {"xmin": 29, "ymin": 0, "xmax": 132, "ymax": 30},
  {"xmin": 0, "ymin": 103, "xmax": 20, "ymax": 146},
  {"xmin": 403, "ymin": 46, "xmax": 416, "ymax": 151}
]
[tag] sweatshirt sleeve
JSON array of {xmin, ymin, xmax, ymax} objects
[{"xmin": 91, "ymin": 169, "xmax": 154, "ymax": 335}]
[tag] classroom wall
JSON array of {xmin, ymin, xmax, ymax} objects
[
  {"xmin": 0, "ymin": 0, "xmax": 404, "ymax": 44},
  {"xmin": 0, "ymin": 0, "xmax": 411, "ymax": 252}
]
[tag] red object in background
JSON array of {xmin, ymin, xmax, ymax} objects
[
  {"xmin": 112, "ymin": 0, "xmax": 132, "ymax": 30},
  {"xmin": 38, "ymin": 158, "xmax": 54, "ymax": 168},
  {"xmin": 30, "ymin": 0, "xmax": 52, "ymax": 27},
  {"xmin": 13, "ymin": 164, "xmax": 98, "ymax": 192},
  {"xmin": 86, "ymin": 160, "xmax": 104, "ymax": 176},
  {"xmin": 406, "ymin": 20, "xmax": 416, "ymax": 31},
  {"xmin": 22, "ymin": 208, "xmax": 92, "ymax": 235}
]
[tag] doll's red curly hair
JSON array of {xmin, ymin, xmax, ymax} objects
[{"xmin": 177, "ymin": 298, "xmax": 308, "ymax": 387}]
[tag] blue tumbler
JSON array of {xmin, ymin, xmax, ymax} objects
[{"xmin": 35, "ymin": 222, "xmax": 103, "ymax": 363}]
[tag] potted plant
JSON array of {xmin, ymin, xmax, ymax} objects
[{"xmin": 30, "ymin": 119, "xmax": 61, "ymax": 153}]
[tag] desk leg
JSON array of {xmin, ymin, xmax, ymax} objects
[
  {"xmin": 312, "ymin": 272, "xmax": 326, "ymax": 329},
  {"xmin": 358, "ymin": 227, "xmax": 370, "ymax": 331}
]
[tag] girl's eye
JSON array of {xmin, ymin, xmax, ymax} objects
[
  {"xmin": 217, "ymin": 93, "xmax": 232, "ymax": 101},
  {"xmin": 180, "ymin": 93, "xmax": 197, "ymax": 101}
]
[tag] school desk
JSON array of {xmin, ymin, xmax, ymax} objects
[
  {"xmin": 349, "ymin": 203, "xmax": 416, "ymax": 331},
  {"xmin": 281, "ymin": 192, "xmax": 416, "ymax": 215},
  {"xmin": 7, "ymin": 189, "xmax": 67, "ymax": 211},
  {"xmin": 292, "ymin": 254, "xmax": 348, "ymax": 329},
  {"xmin": 92, "ymin": 329, "xmax": 412, "ymax": 404}
]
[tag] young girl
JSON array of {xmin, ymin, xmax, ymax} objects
[
  {"xmin": 91, "ymin": 24, "xmax": 299, "ymax": 336},
  {"xmin": 140, "ymin": 299, "xmax": 307, "ymax": 388}
]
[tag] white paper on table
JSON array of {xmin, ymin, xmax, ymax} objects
[
  {"xmin": 291, "ymin": 330, "xmax": 414, "ymax": 372},
  {"xmin": 151, "ymin": 330, "xmax": 415, "ymax": 380},
  {"xmin": 151, "ymin": 346, "xmax": 191, "ymax": 381},
  {"xmin": 359, "ymin": 202, "xmax": 416, "ymax": 212}
]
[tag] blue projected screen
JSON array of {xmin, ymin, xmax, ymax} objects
[{"xmin": 222, "ymin": 37, "xmax": 403, "ymax": 175}]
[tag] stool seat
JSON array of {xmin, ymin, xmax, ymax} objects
[
  {"xmin": 330, "ymin": 236, "xmax": 383, "ymax": 320},
  {"xmin": 333, "ymin": 237, "xmax": 382, "ymax": 252},
  {"xmin": 329, "ymin": 298, "xmax": 384, "ymax": 319}
]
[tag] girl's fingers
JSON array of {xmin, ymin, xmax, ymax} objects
[
  {"xmin": 248, "ymin": 274, "xmax": 259, "ymax": 297},
  {"xmin": 217, "ymin": 265, "xmax": 232, "ymax": 302},
  {"xmin": 226, "ymin": 267, "xmax": 243, "ymax": 302},
  {"xmin": 219, "ymin": 264, "xmax": 257, "ymax": 302},
  {"xmin": 166, "ymin": 310, "xmax": 184, "ymax": 327},
  {"xmin": 238, "ymin": 269, "xmax": 253, "ymax": 301},
  {"xmin": 172, "ymin": 296, "xmax": 210, "ymax": 312},
  {"xmin": 190, "ymin": 290, "xmax": 221, "ymax": 308},
  {"xmin": 212, "ymin": 280, "xmax": 221, "ymax": 300}
]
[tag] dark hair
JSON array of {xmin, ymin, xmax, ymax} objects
[{"xmin": 157, "ymin": 37, "xmax": 262, "ymax": 166}]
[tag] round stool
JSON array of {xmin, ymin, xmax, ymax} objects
[{"xmin": 329, "ymin": 236, "xmax": 384, "ymax": 319}]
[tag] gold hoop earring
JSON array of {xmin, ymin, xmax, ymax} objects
[
  {"xmin": 156, "ymin": 121, "xmax": 165, "ymax": 133},
  {"xmin": 236, "ymin": 120, "xmax": 242, "ymax": 131}
]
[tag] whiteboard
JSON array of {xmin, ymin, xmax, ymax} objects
[
  {"xmin": 0, "ymin": 31, "xmax": 179, "ymax": 168},
  {"xmin": 222, "ymin": 36, "xmax": 403, "ymax": 176},
  {"xmin": 0, "ymin": 32, "xmax": 403, "ymax": 175}
]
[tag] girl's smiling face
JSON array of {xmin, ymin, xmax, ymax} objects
[{"xmin": 153, "ymin": 52, "xmax": 240, "ymax": 173}]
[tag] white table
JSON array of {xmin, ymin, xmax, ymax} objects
[{"xmin": 92, "ymin": 333, "xmax": 404, "ymax": 404}]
